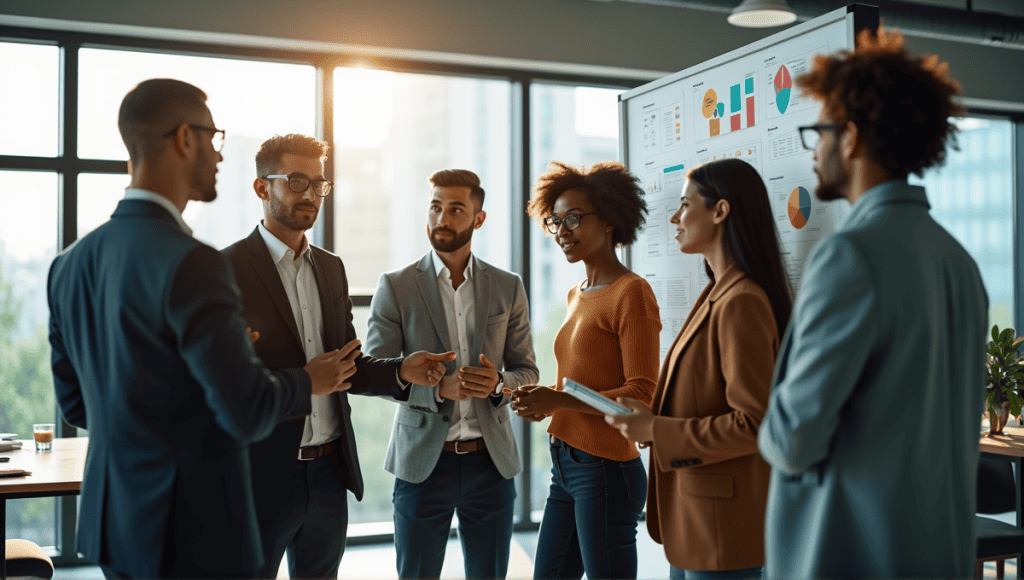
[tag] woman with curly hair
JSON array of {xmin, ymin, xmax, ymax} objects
[{"xmin": 511, "ymin": 160, "xmax": 661, "ymax": 580}]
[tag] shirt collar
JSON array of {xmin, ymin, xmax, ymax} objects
[
  {"xmin": 123, "ymin": 188, "xmax": 192, "ymax": 236},
  {"xmin": 431, "ymin": 250, "xmax": 474, "ymax": 282},
  {"xmin": 842, "ymin": 179, "xmax": 930, "ymax": 230},
  {"xmin": 258, "ymin": 221, "xmax": 310, "ymax": 265}
]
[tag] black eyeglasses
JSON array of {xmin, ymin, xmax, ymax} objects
[
  {"xmin": 797, "ymin": 124, "xmax": 843, "ymax": 150},
  {"xmin": 542, "ymin": 212, "xmax": 597, "ymax": 235},
  {"xmin": 163, "ymin": 124, "xmax": 226, "ymax": 152},
  {"xmin": 264, "ymin": 173, "xmax": 334, "ymax": 197}
]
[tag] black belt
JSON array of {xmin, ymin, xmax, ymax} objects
[
  {"xmin": 298, "ymin": 440, "xmax": 339, "ymax": 461},
  {"xmin": 442, "ymin": 438, "xmax": 486, "ymax": 454}
]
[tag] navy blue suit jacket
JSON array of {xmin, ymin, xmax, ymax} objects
[{"xmin": 48, "ymin": 199, "xmax": 313, "ymax": 579}]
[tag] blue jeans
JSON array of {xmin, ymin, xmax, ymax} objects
[
  {"xmin": 670, "ymin": 566, "xmax": 763, "ymax": 580},
  {"xmin": 533, "ymin": 436, "xmax": 647, "ymax": 580}
]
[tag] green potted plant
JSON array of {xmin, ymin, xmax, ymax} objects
[{"xmin": 985, "ymin": 325, "xmax": 1024, "ymax": 436}]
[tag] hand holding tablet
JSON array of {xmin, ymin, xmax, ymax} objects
[{"xmin": 562, "ymin": 378, "xmax": 632, "ymax": 415}]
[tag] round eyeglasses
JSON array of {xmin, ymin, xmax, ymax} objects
[
  {"xmin": 264, "ymin": 174, "xmax": 334, "ymax": 197},
  {"xmin": 542, "ymin": 212, "xmax": 597, "ymax": 235}
]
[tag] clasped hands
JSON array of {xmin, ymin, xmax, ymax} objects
[{"xmin": 439, "ymin": 354, "xmax": 501, "ymax": 401}]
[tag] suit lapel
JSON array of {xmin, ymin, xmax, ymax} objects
[
  {"xmin": 471, "ymin": 257, "xmax": 490, "ymax": 361},
  {"xmin": 311, "ymin": 249, "xmax": 338, "ymax": 351},
  {"xmin": 652, "ymin": 278, "xmax": 718, "ymax": 414},
  {"xmin": 246, "ymin": 227, "xmax": 303, "ymax": 351},
  {"xmin": 415, "ymin": 253, "xmax": 453, "ymax": 352}
]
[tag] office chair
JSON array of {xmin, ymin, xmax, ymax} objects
[
  {"xmin": 977, "ymin": 455, "xmax": 1024, "ymax": 579},
  {"xmin": 4, "ymin": 539, "xmax": 54, "ymax": 579}
]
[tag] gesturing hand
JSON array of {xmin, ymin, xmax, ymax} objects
[
  {"xmin": 245, "ymin": 326, "xmax": 260, "ymax": 344},
  {"xmin": 604, "ymin": 397, "xmax": 655, "ymax": 444},
  {"xmin": 400, "ymin": 350, "xmax": 456, "ymax": 386},
  {"xmin": 457, "ymin": 354, "xmax": 500, "ymax": 399},
  {"xmin": 305, "ymin": 339, "xmax": 362, "ymax": 395}
]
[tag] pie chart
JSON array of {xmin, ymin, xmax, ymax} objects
[
  {"xmin": 788, "ymin": 186, "xmax": 811, "ymax": 229},
  {"xmin": 774, "ymin": 65, "xmax": 792, "ymax": 114}
]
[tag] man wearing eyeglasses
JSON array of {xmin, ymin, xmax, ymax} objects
[
  {"xmin": 221, "ymin": 134, "xmax": 454, "ymax": 580},
  {"xmin": 757, "ymin": 29, "xmax": 988, "ymax": 579},
  {"xmin": 366, "ymin": 169, "xmax": 539, "ymax": 580},
  {"xmin": 47, "ymin": 80, "xmax": 373, "ymax": 579}
]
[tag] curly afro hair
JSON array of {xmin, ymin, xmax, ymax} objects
[
  {"xmin": 527, "ymin": 161, "xmax": 647, "ymax": 247},
  {"xmin": 796, "ymin": 27, "xmax": 965, "ymax": 179}
]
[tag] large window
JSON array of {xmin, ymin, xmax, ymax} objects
[
  {"xmin": 911, "ymin": 116, "xmax": 1015, "ymax": 329},
  {"xmin": 0, "ymin": 170, "xmax": 58, "ymax": 545},
  {"xmin": 77, "ymin": 48, "xmax": 317, "ymax": 249}
]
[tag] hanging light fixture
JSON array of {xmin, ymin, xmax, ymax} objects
[{"xmin": 727, "ymin": 0, "xmax": 798, "ymax": 28}]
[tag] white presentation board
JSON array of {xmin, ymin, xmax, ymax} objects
[{"xmin": 620, "ymin": 5, "xmax": 877, "ymax": 358}]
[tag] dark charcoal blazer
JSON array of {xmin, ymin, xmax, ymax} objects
[
  {"xmin": 48, "ymin": 200, "xmax": 312, "ymax": 579},
  {"xmin": 221, "ymin": 227, "xmax": 406, "ymax": 560}
]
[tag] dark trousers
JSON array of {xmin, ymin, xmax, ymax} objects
[
  {"xmin": 393, "ymin": 448, "xmax": 516, "ymax": 580},
  {"xmin": 533, "ymin": 437, "xmax": 647, "ymax": 580},
  {"xmin": 260, "ymin": 452, "xmax": 350, "ymax": 580}
]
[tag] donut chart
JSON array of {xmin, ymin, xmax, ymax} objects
[
  {"xmin": 774, "ymin": 65, "xmax": 792, "ymax": 114},
  {"xmin": 788, "ymin": 186, "xmax": 811, "ymax": 229}
]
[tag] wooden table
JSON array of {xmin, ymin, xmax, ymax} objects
[{"xmin": 0, "ymin": 437, "xmax": 87, "ymax": 579}]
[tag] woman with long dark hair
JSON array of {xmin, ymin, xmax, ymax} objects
[{"xmin": 608, "ymin": 158, "xmax": 791, "ymax": 580}]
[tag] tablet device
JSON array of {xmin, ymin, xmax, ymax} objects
[{"xmin": 562, "ymin": 378, "xmax": 632, "ymax": 415}]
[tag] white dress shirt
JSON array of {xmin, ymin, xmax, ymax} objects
[
  {"xmin": 431, "ymin": 251, "xmax": 503, "ymax": 442},
  {"xmin": 123, "ymin": 188, "xmax": 192, "ymax": 236},
  {"xmin": 257, "ymin": 223, "xmax": 343, "ymax": 451}
]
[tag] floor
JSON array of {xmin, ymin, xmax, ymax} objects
[{"xmin": 50, "ymin": 521, "xmax": 1021, "ymax": 580}]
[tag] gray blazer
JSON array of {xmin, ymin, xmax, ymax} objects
[
  {"xmin": 366, "ymin": 252, "xmax": 539, "ymax": 483},
  {"xmin": 757, "ymin": 181, "xmax": 989, "ymax": 579}
]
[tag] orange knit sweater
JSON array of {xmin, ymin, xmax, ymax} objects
[{"xmin": 548, "ymin": 272, "xmax": 662, "ymax": 461}]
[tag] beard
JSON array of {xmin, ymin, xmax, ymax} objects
[
  {"xmin": 190, "ymin": 157, "xmax": 217, "ymax": 202},
  {"xmin": 814, "ymin": 143, "xmax": 849, "ymax": 202},
  {"xmin": 428, "ymin": 224, "xmax": 474, "ymax": 253},
  {"xmin": 270, "ymin": 196, "xmax": 319, "ymax": 231}
]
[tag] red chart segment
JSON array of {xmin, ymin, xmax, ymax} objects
[
  {"xmin": 774, "ymin": 65, "xmax": 792, "ymax": 114},
  {"xmin": 788, "ymin": 186, "xmax": 811, "ymax": 229}
]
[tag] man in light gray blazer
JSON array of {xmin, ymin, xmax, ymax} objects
[
  {"xmin": 757, "ymin": 29, "xmax": 988, "ymax": 579},
  {"xmin": 366, "ymin": 169, "xmax": 539, "ymax": 580}
]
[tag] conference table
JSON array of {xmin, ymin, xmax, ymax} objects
[{"xmin": 0, "ymin": 437, "xmax": 87, "ymax": 579}]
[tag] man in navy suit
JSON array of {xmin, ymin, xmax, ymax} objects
[
  {"xmin": 757, "ymin": 29, "xmax": 988, "ymax": 579},
  {"xmin": 47, "ymin": 79, "xmax": 449, "ymax": 579},
  {"xmin": 222, "ymin": 134, "xmax": 454, "ymax": 579}
]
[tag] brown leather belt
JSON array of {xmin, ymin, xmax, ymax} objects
[
  {"xmin": 298, "ymin": 440, "xmax": 339, "ymax": 461},
  {"xmin": 442, "ymin": 438, "xmax": 486, "ymax": 454}
]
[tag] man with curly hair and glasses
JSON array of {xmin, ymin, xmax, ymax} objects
[{"xmin": 758, "ymin": 28, "xmax": 988, "ymax": 579}]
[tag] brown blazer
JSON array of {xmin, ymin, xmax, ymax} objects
[{"xmin": 647, "ymin": 265, "xmax": 779, "ymax": 571}]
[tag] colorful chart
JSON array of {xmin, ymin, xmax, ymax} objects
[
  {"xmin": 788, "ymin": 186, "xmax": 811, "ymax": 229},
  {"xmin": 774, "ymin": 65, "xmax": 792, "ymax": 114}
]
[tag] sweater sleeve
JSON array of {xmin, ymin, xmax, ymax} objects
[{"xmin": 600, "ymin": 278, "xmax": 661, "ymax": 406}]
